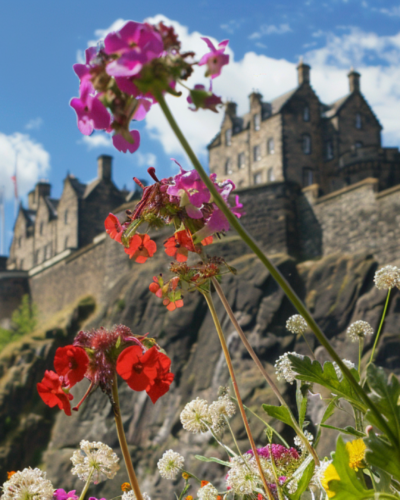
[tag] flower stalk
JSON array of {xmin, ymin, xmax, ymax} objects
[
  {"xmin": 369, "ymin": 288, "xmax": 391, "ymax": 365},
  {"xmin": 112, "ymin": 373, "xmax": 144, "ymax": 500},
  {"xmin": 155, "ymin": 90, "xmax": 399, "ymax": 451},
  {"xmin": 78, "ymin": 470, "xmax": 94, "ymax": 500}
]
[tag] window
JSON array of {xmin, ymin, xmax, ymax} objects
[
  {"xmin": 253, "ymin": 113, "xmax": 261, "ymax": 131},
  {"xmin": 267, "ymin": 138, "xmax": 275, "ymax": 155},
  {"xmin": 225, "ymin": 159, "xmax": 232, "ymax": 175},
  {"xmin": 303, "ymin": 106, "xmax": 310, "ymax": 122},
  {"xmin": 253, "ymin": 173, "xmax": 262, "ymax": 185},
  {"xmin": 355, "ymin": 141, "xmax": 363, "ymax": 149},
  {"xmin": 40, "ymin": 221, "xmax": 44, "ymax": 235},
  {"xmin": 267, "ymin": 168, "xmax": 275, "ymax": 182},
  {"xmin": 326, "ymin": 141, "xmax": 334, "ymax": 160},
  {"xmin": 302, "ymin": 168, "xmax": 314, "ymax": 187},
  {"xmin": 225, "ymin": 128, "xmax": 232, "ymax": 146},
  {"xmin": 238, "ymin": 152, "xmax": 246, "ymax": 169},
  {"xmin": 253, "ymin": 145, "xmax": 261, "ymax": 162},
  {"xmin": 64, "ymin": 236, "xmax": 69, "ymax": 250},
  {"xmin": 302, "ymin": 134, "xmax": 311, "ymax": 154},
  {"xmin": 355, "ymin": 113, "xmax": 362, "ymax": 129},
  {"xmin": 64, "ymin": 209, "xmax": 68, "ymax": 225}
]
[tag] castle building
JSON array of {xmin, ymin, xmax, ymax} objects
[
  {"xmin": 7, "ymin": 155, "xmax": 128, "ymax": 272},
  {"xmin": 208, "ymin": 62, "xmax": 400, "ymax": 193}
]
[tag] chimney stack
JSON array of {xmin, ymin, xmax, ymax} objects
[
  {"xmin": 297, "ymin": 57, "xmax": 311, "ymax": 85},
  {"xmin": 225, "ymin": 101, "xmax": 237, "ymax": 116},
  {"xmin": 97, "ymin": 155, "xmax": 112, "ymax": 181},
  {"xmin": 348, "ymin": 67, "xmax": 361, "ymax": 93}
]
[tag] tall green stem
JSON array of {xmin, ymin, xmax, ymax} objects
[
  {"xmin": 202, "ymin": 291, "xmax": 274, "ymax": 500},
  {"xmin": 78, "ymin": 470, "xmax": 94, "ymax": 500},
  {"xmin": 154, "ymin": 91, "xmax": 398, "ymax": 450},
  {"xmin": 112, "ymin": 373, "xmax": 144, "ymax": 500},
  {"xmin": 369, "ymin": 289, "xmax": 391, "ymax": 365},
  {"xmin": 358, "ymin": 338, "xmax": 364, "ymax": 378}
]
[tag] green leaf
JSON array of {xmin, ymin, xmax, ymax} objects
[
  {"xmin": 194, "ymin": 455, "xmax": 231, "ymax": 467},
  {"xmin": 320, "ymin": 424, "xmax": 365, "ymax": 437},
  {"xmin": 286, "ymin": 459, "xmax": 315, "ymax": 500},
  {"xmin": 325, "ymin": 436, "xmax": 373, "ymax": 500},
  {"xmin": 321, "ymin": 397, "xmax": 340, "ymax": 424},
  {"xmin": 296, "ymin": 381, "xmax": 310, "ymax": 428},
  {"xmin": 262, "ymin": 405, "xmax": 296, "ymax": 430},
  {"xmin": 288, "ymin": 355, "xmax": 366, "ymax": 412},
  {"xmin": 365, "ymin": 431, "xmax": 400, "ymax": 482},
  {"xmin": 121, "ymin": 219, "xmax": 142, "ymax": 247}
]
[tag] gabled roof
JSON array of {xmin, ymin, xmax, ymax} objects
[
  {"xmin": 323, "ymin": 94, "xmax": 351, "ymax": 118},
  {"xmin": 21, "ymin": 206, "xmax": 36, "ymax": 226},
  {"xmin": 67, "ymin": 176, "xmax": 87, "ymax": 197},
  {"xmin": 44, "ymin": 197, "xmax": 59, "ymax": 219},
  {"xmin": 270, "ymin": 88, "xmax": 298, "ymax": 115}
]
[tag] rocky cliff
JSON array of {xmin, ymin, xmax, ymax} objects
[{"xmin": 0, "ymin": 242, "xmax": 399, "ymax": 499}]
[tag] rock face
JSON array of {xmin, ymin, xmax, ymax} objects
[{"xmin": 0, "ymin": 247, "xmax": 398, "ymax": 499}]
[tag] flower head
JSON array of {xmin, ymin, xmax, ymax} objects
[
  {"xmin": 197, "ymin": 483, "xmax": 219, "ymax": 500},
  {"xmin": 53, "ymin": 489, "xmax": 78, "ymax": 500},
  {"xmin": 374, "ymin": 265, "xmax": 400, "ymax": 290},
  {"xmin": 333, "ymin": 359, "xmax": 355, "ymax": 380},
  {"xmin": 180, "ymin": 398, "xmax": 211, "ymax": 433},
  {"xmin": 226, "ymin": 456, "xmax": 259, "ymax": 495},
  {"xmin": 37, "ymin": 370, "xmax": 73, "ymax": 416},
  {"xmin": 122, "ymin": 491, "xmax": 151, "ymax": 500},
  {"xmin": 312, "ymin": 458, "xmax": 332, "ymax": 490},
  {"xmin": 164, "ymin": 230, "xmax": 196, "ymax": 262},
  {"xmin": 346, "ymin": 439, "xmax": 366, "ymax": 471},
  {"xmin": 71, "ymin": 440, "xmax": 119, "ymax": 484},
  {"xmin": 320, "ymin": 463, "xmax": 340, "ymax": 498},
  {"xmin": 294, "ymin": 431, "xmax": 314, "ymax": 453},
  {"xmin": 124, "ymin": 233, "xmax": 157, "ymax": 263},
  {"xmin": 286, "ymin": 315, "xmax": 307, "ymax": 335},
  {"xmin": 346, "ymin": 321, "xmax": 374, "ymax": 342},
  {"xmin": 104, "ymin": 213, "xmax": 124, "ymax": 243},
  {"xmin": 70, "ymin": 81, "xmax": 111, "ymax": 135},
  {"xmin": 209, "ymin": 395, "xmax": 236, "ymax": 432},
  {"xmin": 198, "ymin": 38, "xmax": 229, "ymax": 79},
  {"xmin": 53, "ymin": 346, "xmax": 89, "ymax": 387},
  {"xmin": 187, "ymin": 84, "xmax": 223, "ymax": 113},
  {"xmin": 274, "ymin": 352, "xmax": 299, "ymax": 384},
  {"xmin": 113, "ymin": 130, "xmax": 141, "ymax": 154},
  {"xmin": 157, "ymin": 450, "xmax": 184, "ymax": 480},
  {"xmin": 1, "ymin": 467, "xmax": 54, "ymax": 500}
]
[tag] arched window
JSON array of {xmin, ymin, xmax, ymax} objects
[
  {"xmin": 267, "ymin": 167, "xmax": 275, "ymax": 182},
  {"xmin": 267, "ymin": 138, "xmax": 275, "ymax": 154},
  {"xmin": 253, "ymin": 113, "xmax": 261, "ymax": 131},
  {"xmin": 302, "ymin": 134, "xmax": 311, "ymax": 154},
  {"xmin": 303, "ymin": 106, "xmax": 310, "ymax": 122},
  {"xmin": 64, "ymin": 209, "xmax": 68, "ymax": 225},
  {"xmin": 302, "ymin": 168, "xmax": 314, "ymax": 187},
  {"xmin": 253, "ymin": 145, "xmax": 261, "ymax": 161},
  {"xmin": 355, "ymin": 113, "xmax": 362, "ymax": 129},
  {"xmin": 253, "ymin": 173, "xmax": 262, "ymax": 185},
  {"xmin": 326, "ymin": 141, "xmax": 334, "ymax": 160},
  {"xmin": 225, "ymin": 159, "xmax": 232, "ymax": 175},
  {"xmin": 225, "ymin": 128, "xmax": 232, "ymax": 146},
  {"xmin": 238, "ymin": 152, "xmax": 246, "ymax": 169}
]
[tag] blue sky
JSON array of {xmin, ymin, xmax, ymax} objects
[{"xmin": 1, "ymin": 0, "xmax": 400, "ymax": 254}]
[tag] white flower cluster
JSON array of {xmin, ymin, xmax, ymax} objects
[
  {"xmin": 226, "ymin": 456, "xmax": 259, "ymax": 495},
  {"xmin": 294, "ymin": 431, "xmax": 314, "ymax": 452},
  {"xmin": 180, "ymin": 398, "xmax": 210, "ymax": 433},
  {"xmin": 333, "ymin": 359, "xmax": 355, "ymax": 380},
  {"xmin": 122, "ymin": 491, "xmax": 151, "ymax": 500},
  {"xmin": 1, "ymin": 467, "xmax": 54, "ymax": 500},
  {"xmin": 374, "ymin": 265, "xmax": 400, "ymax": 290},
  {"xmin": 274, "ymin": 352, "xmax": 299, "ymax": 384},
  {"xmin": 157, "ymin": 450, "xmax": 184, "ymax": 480},
  {"xmin": 197, "ymin": 483, "xmax": 219, "ymax": 500},
  {"xmin": 286, "ymin": 315, "xmax": 308, "ymax": 335},
  {"xmin": 209, "ymin": 395, "xmax": 236, "ymax": 432},
  {"xmin": 312, "ymin": 458, "xmax": 332, "ymax": 489},
  {"xmin": 71, "ymin": 440, "xmax": 119, "ymax": 484},
  {"xmin": 346, "ymin": 320, "xmax": 374, "ymax": 342}
]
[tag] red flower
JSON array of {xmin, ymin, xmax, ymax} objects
[
  {"xmin": 54, "ymin": 345, "xmax": 89, "ymax": 387},
  {"xmin": 201, "ymin": 236, "xmax": 213, "ymax": 246},
  {"xmin": 146, "ymin": 352, "xmax": 174, "ymax": 403},
  {"xmin": 105, "ymin": 213, "xmax": 123, "ymax": 243},
  {"xmin": 164, "ymin": 230, "xmax": 195, "ymax": 262},
  {"xmin": 116, "ymin": 345, "xmax": 159, "ymax": 391},
  {"xmin": 163, "ymin": 297, "xmax": 184, "ymax": 311},
  {"xmin": 37, "ymin": 370, "xmax": 73, "ymax": 416},
  {"xmin": 125, "ymin": 233, "xmax": 157, "ymax": 263}
]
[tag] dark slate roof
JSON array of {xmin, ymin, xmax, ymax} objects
[
  {"xmin": 323, "ymin": 94, "xmax": 351, "ymax": 118},
  {"xmin": 68, "ymin": 176, "xmax": 87, "ymax": 197},
  {"xmin": 270, "ymin": 88, "xmax": 298, "ymax": 114},
  {"xmin": 21, "ymin": 207, "xmax": 36, "ymax": 226},
  {"xmin": 45, "ymin": 197, "xmax": 59, "ymax": 219}
]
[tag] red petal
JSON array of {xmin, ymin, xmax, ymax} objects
[
  {"xmin": 175, "ymin": 299, "xmax": 184, "ymax": 308},
  {"xmin": 146, "ymin": 372, "xmax": 174, "ymax": 403},
  {"xmin": 145, "ymin": 239, "xmax": 157, "ymax": 256},
  {"xmin": 176, "ymin": 249, "xmax": 188, "ymax": 262},
  {"xmin": 116, "ymin": 345, "xmax": 142, "ymax": 380},
  {"xmin": 54, "ymin": 346, "xmax": 89, "ymax": 387},
  {"xmin": 104, "ymin": 214, "xmax": 122, "ymax": 241},
  {"xmin": 124, "ymin": 234, "xmax": 142, "ymax": 257},
  {"xmin": 166, "ymin": 302, "xmax": 176, "ymax": 311},
  {"xmin": 201, "ymin": 236, "xmax": 213, "ymax": 246},
  {"xmin": 149, "ymin": 283, "xmax": 160, "ymax": 294},
  {"xmin": 164, "ymin": 246, "xmax": 177, "ymax": 257}
]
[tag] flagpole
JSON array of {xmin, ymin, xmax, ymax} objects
[
  {"xmin": 14, "ymin": 152, "xmax": 18, "ymax": 220},
  {"xmin": 0, "ymin": 186, "xmax": 4, "ymax": 256}
]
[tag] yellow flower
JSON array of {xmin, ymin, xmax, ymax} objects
[
  {"xmin": 121, "ymin": 482, "xmax": 132, "ymax": 492},
  {"xmin": 346, "ymin": 439, "xmax": 366, "ymax": 471},
  {"xmin": 182, "ymin": 472, "xmax": 190, "ymax": 480},
  {"xmin": 321, "ymin": 463, "xmax": 341, "ymax": 498}
]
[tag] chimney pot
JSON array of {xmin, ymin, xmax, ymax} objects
[
  {"xmin": 97, "ymin": 155, "xmax": 113, "ymax": 181},
  {"xmin": 297, "ymin": 60, "xmax": 311, "ymax": 85},
  {"xmin": 348, "ymin": 68, "xmax": 361, "ymax": 93},
  {"xmin": 225, "ymin": 101, "xmax": 237, "ymax": 116}
]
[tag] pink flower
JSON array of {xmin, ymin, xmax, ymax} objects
[
  {"xmin": 112, "ymin": 130, "xmax": 141, "ymax": 153},
  {"xmin": 104, "ymin": 21, "xmax": 163, "ymax": 77},
  {"xmin": 73, "ymin": 46, "xmax": 97, "ymax": 82},
  {"xmin": 187, "ymin": 84, "xmax": 223, "ymax": 113},
  {"xmin": 198, "ymin": 37, "xmax": 229, "ymax": 79},
  {"xmin": 70, "ymin": 81, "xmax": 111, "ymax": 135}
]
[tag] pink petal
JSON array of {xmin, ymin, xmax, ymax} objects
[
  {"xmin": 218, "ymin": 40, "xmax": 229, "ymax": 49},
  {"xmin": 133, "ymin": 99, "xmax": 152, "ymax": 121},
  {"xmin": 85, "ymin": 46, "xmax": 97, "ymax": 63},
  {"xmin": 115, "ymin": 77, "xmax": 141, "ymax": 97},
  {"xmin": 89, "ymin": 97, "xmax": 111, "ymax": 130},
  {"xmin": 200, "ymin": 36, "xmax": 217, "ymax": 52},
  {"xmin": 112, "ymin": 130, "xmax": 141, "ymax": 153},
  {"xmin": 185, "ymin": 204, "xmax": 204, "ymax": 219}
]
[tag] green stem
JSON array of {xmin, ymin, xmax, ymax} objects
[
  {"xmin": 181, "ymin": 468, "xmax": 202, "ymax": 484},
  {"xmin": 301, "ymin": 333, "xmax": 316, "ymax": 360},
  {"xmin": 204, "ymin": 420, "xmax": 236, "ymax": 457},
  {"xmin": 78, "ymin": 470, "xmax": 94, "ymax": 500},
  {"xmin": 154, "ymin": 91, "xmax": 399, "ymax": 451},
  {"xmin": 358, "ymin": 337, "xmax": 364, "ymax": 378},
  {"xmin": 369, "ymin": 289, "xmax": 391, "ymax": 365},
  {"xmin": 225, "ymin": 415, "xmax": 244, "ymax": 457},
  {"xmin": 112, "ymin": 373, "xmax": 143, "ymax": 500}
]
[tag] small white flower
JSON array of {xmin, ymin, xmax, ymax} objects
[
  {"xmin": 312, "ymin": 458, "xmax": 332, "ymax": 489},
  {"xmin": 226, "ymin": 456, "xmax": 259, "ymax": 495},
  {"xmin": 294, "ymin": 431, "xmax": 314, "ymax": 452},
  {"xmin": 209, "ymin": 395, "xmax": 236, "ymax": 432},
  {"xmin": 122, "ymin": 491, "xmax": 151, "ymax": 500},
  {"xmin": 286, "ymin": 315, "xmax": 307, "ymax": 335},
  {"xmin": 197, "ymin": 483, "xmax": 219, "ymax": 500},
  {"xmin": 346, "ymin": 321, "xmax": 374, "ymax": 342},
  {"xmin": 287, "ymin": 479, "xmax": 298, "ymax": 494},
  {"xmin": 374, "ymin": 265, "xmax": 400, "ymax": 290},
  {"xmin": 1, "ymin": 467, "xmax": 54, "ymax": 500},
  {"xmin": 71, "ymin": 440, "xmax": 119, "ymax": 484},
  {"xmin": 157, "ymin": 450, "xmax": 184, "ymax": 480},
  {"xmin": 180, "ymin": 398, "xmax": 211, "ymax": 433},
  {"xmin": 274, "ymin": 352, "xmax": 299, "ymax": 384},
  {"xmin": 333, "ymin": 359, "xmax": 355, "ymax": 379}
]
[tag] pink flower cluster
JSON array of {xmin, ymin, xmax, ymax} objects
[{"xmin": 70, "ymin": 20, "xmax": 229, "ymax": 155}]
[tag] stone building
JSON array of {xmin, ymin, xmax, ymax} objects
[
  {"xmin": 7, "ymin": 155, "xmax": 128, "ymax": 272},
  {"xmin": 208, "ymin": 62, "xmax": 400, "ymax": 193}
]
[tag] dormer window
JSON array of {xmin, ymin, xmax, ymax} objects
[
  {"xmin": 302, "ymin": 134, "xmax": 311, "ymax": 155},
  {"xmin": 253, "ymin": 145, "xmax": 261, "ymax": 162},
  {"xmin": 253, "ymin": 113, "xmax": 261, "ymax": 131},
  {"xmin": 267, "ymin": 138, "xmax": 275, "ymax": 154},
  {"xmin": 225, "ymin": 128, "xmax": 232, "ymax": 146},
  {"xmin": 303, "ymin": 106, "xmax": 310, "ymax": 122},
  {"xmin": 225, "ymin": 159, "xmax": 232, "ymax": 175},
  {"xmin": 326, "ymin": 141, "xmax": 334, "ymax": 160},
  {"xmin": 355, "ymin": 113, "xmax": 362, "ymax": 129}
]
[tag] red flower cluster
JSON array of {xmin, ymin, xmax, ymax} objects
[
  {"xmin": 149, "ymin": 275, "xmax": 184, "ymax": 311},
  {"xmin": 164, "ymin": 230, "xmax": 213, "ymax": 262},
  {"xmin": 37, "ymin": 325, "xmax": 174, "ymax": 416}
]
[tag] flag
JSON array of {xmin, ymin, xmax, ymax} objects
[{"xmin": 11, "ymin": 175, "xmax": 18, "ymax": 199}]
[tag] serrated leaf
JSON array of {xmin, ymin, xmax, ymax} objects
[
  {"xmin": 195, "ymin": 455, "xmax": 231, "ymax": 467},
  {"xmin": 262, "ymin": 405, "xmax": 296, "ymax": 430},
  {"xmin": 286, "ymin": 459, "xmax": 315, "ymax": 500},
  {"xmin": 365, "ymin": 431, "xmax": 400, "ymax": 482},
  {"xmin": 321, "ymin": 397, "xmax": 340, "ymax": 424},
  {"xmin": 288, "ymin": 355, "xmax": 366, "ymax": 412},
  {"xmin": 320, "ymin": 424, "xmax": 365, "ymax": 437}
]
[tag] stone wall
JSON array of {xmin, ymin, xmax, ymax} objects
[{"xmin": 0, "ymin": 271, "xmax": 29, "ymax": 328}]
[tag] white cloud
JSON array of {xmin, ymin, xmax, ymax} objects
[
  {"xmin": 81, "ymin": 134, "xmax": 113, "ymax": 150},
  {"xmin": 255, "ymin": 42, "xmax": 268, "ymax": 49},
  {"xmin": 249, "ymin": 24, "xmax": 292, "ymax": 40},
  {"xmin": 25, "ymin": 117, "xmax": 43, "ymax": 130},
  {"xmin": 0, "ymin": 132, "xmax": 50, "ymax": 201},
  {"xmin": 135, "ymin": 152, "xmax": 157, "ymax": 167},
  {"xmin": 380, "ymin": 6, "xmax": 400, "ymax": 17},
  {"xmin": 220, "ymin": 20, "xmax": 243, "ymax": 35}
]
